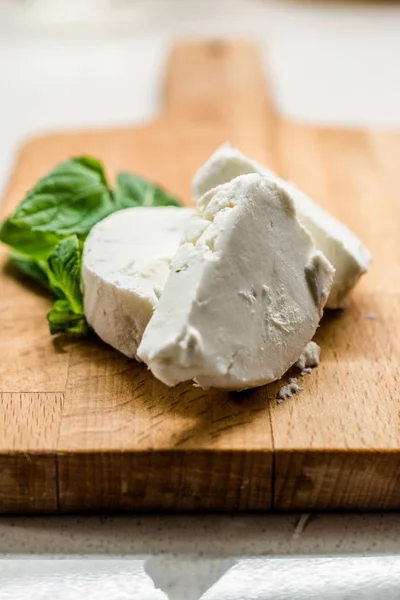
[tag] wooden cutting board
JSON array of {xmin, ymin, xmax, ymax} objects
[{"xmin": 1, "ymin": 42, "xmax": 400, "ymax": 513}]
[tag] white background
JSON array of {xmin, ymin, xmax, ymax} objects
[
  {"xmin": 1, "ymin": 0, "xmax": 400, "ymax": 192},
  {"xmin": 1, "ymin": 1, "xmax": 400, "ymax": 598}
]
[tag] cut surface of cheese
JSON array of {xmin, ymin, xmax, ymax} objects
[
  {"xmin": 82, "ymin": 206, "xmax": 194, "ymax": 359},
  {"xmin": 193, "ymin": 144, "xmax": 371, "ymax": 308},
  {"xmin": 138, "ymin": 175, "xmax": 334, "ymax": 391}
]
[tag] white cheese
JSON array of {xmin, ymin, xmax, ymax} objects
[
  {"xmin": 295, "ymin": 340, "xmax": 321, "ymax": 371},
  {"xmin": 138, "ymin": 175, "xmax": 334, "ymax": 391},
  {"xmin": 365, "ymin": 312, "xmax": 378, "ymax": 320},
  {"xmin": 300, "ymin": 367, "xmax": 313, "ymax": 376},
  {"xmin": 193, "ymin": 144, "xmax": 371, "ymax": 308},
  {"xmin": 277, "ymin": 377, "xmax": 302, "ymax": 403},
  {"xmin": 82, "ymin": 206, "xmax": 194, "ymax": 359}
]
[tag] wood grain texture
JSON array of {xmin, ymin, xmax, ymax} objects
[
  {"xmin": 270, "ymin": 123, "xmax": 400, "ymax": 509},
  {"xmin": 0, "ymin": 41, "xmax": 399, "ymax": 512},
  {"xmin": 0, "ymin": 393, "xmax": 63, "ymax": 511}
]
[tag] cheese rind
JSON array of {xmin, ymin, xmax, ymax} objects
[
  {"xmin": 192, "ymin": 144, "xmax": 371, "ymax": 308},
  {"xmin": 82, "ymin": 206, "xmax": 194, "ymax": 358},
  {"xmin": 138, "ymin": 175, "xmax": 334, "ymax": 390}
]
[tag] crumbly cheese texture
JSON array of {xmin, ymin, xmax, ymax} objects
[
  {"xmin": 82, "ymin": 206, "xmax": 194, "ymax": 359},
  {"xmin": 295, "ymin": 340, "xmax": 321, "ymax": 371},
  {"xmin": 277, "ymin": 378, "xmax": 302, "ymax": 403},
  {"xmin": 138, "ymin": 175, "xmax": 334, "ymax": 391},
  {"xmin": 192, "ymin": 144, "xmax": 371, "ymax": 309}
]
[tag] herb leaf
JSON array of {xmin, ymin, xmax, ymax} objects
[
  {"xmin": 45, "ymin": 236, "xmax": 88, "ymax": 335},
  {"xmin": 0, "ymin": 218, "xmax": 62, "ymax": 259},
  {"xmin": 10, "ymin": 157, "xmax": 115, "ymax": 236},
  {"xmin": 116, "ymin": 172, "xmax": 181, "ymax": 209},
  {"xmin": 9, "ymin": 251, "xmax": 53, "ymax": 291},
  {"xmin": 0, "ymin": 156, "xmax": 183, "ymax": 338},
  {"xmin": 47, "ymin": 235, "xmax": 83, "ymax": 313},
  {"xmin": 47, "ymin": 299, "xmax": 88, "ymax": 335}
]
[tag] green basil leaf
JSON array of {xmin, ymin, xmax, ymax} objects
[
  {"xmin": 1, "ymin": 156, "xmax": 183, "ymax": 340},
  {"xmin": 8, "ymin": 251, "xmax": 53, "ymax": 291},
  {"xmin": 115, "ymin": 172, "xmax": 181, "ymax": 209},
  {"xmin": 150, "ymin": 187, "xmax": 182, "ymax": 207},
  {"xmin": 0, "ymin": 218, "xmax": 62, "ymax": 259},
  {"xmin": 47, "ymin": 299, "xmax": 88, "ymax": 335},
  {"xmin": 10, "ymin": 157, "xmax": 116, "ymax": 236},
  {"xmin": 115, "ymin": 172, "xmax": 148, "ymax": 208},
  {"xmin": 47, "ymin": 235, "xmax": 84, "ymax": 313},
  {"xmin": 74, "ymin": 156, "xmax": 109, "ymax": 187}
]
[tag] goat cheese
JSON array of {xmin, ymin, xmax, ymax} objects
[
  {"xmin": 82, "ymin": 206, "xmax": 194, "ymax": 358},
  {"xmin": 193, "ymin": 144, "xmax": 371, "ymax": 308},
  {"xmin": 295, "ymin": 340, "xmax": 321, "ymax": 371},
  {"xmin": 277, "ymin": 377, "xmax": 302, "ymax": 403},
  {"xmin": 138, "ymin": 175, "xmax": 334, "ymax": 390}
]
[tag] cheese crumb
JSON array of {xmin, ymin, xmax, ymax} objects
[
  {"xmin": 301, "ymin": 367, "xmax": 313, "ymax": 376},
  {"xmin": 277, "ymin": 377, "xmax": 302, "ymax": 403},
  {"xmin": 295, "ymin": 341, "xmax": 321, "ymax": 371},
  {"xmin": 365, "ymin": 312, "xmax": 378, "ymax": 320}
]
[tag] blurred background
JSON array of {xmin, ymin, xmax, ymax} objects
[{"xmin": 1, "ymin": 0, "xmax": 400, "ymax": 196}]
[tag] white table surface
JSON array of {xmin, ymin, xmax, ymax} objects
[{"xmin": 1, "ymin": 1, "xmax": 400, "ymax": 598}]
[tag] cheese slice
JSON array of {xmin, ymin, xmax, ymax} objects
[
  {"xmin": 138, "ymin": 175, "xmax": 334, "ymax": 390},
  {"xmin": 192, "ymin": 144, "xmax": 371, "ymax": 308},
  {"xmin": 82, "ymin": 206, "xmax": 194, "ymax": 359}
]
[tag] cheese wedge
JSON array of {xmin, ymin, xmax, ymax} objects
[
  {"xmin": 138, "ymin": 175, "xmax": 334, "ymax": 390},
  {"xmin": 193, "ymin": 144, "xmax": 371, "ymax": 308},
  {"xmin": 82, "ymin": 206, "xmax": 194, "ymax": 358}
]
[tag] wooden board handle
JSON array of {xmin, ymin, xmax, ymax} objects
[{"xmin": 164, "ymin": 41, "xmax": 277, "ymax": 160}]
